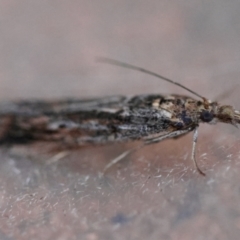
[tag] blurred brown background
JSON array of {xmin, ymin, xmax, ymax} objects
[{"xmin": 1, "ymin": 1, "xmax": 240, "ymax": 240}]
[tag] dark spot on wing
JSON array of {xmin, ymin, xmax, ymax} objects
[
  {"xmin": 180, "ymin": 111, "xmax": 192, "ymax": 125},
  {"xmin": 176, "ymin": 99, "xmax": 182, "ymax": 105}
]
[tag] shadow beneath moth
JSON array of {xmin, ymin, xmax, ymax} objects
[{"xmin": 0, "ymin": 58, "xmax": 240, "ymax": 175}]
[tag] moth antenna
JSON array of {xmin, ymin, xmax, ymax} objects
[{"xmin": 97, "ymin": 57, "xmax": 205, "ymax": 100}]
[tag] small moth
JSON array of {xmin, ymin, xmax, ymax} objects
[{"xmin": 0, "ymin": 58, "xmax": 239, "ymax": 175}]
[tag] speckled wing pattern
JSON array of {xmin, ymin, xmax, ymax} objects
[{"xmin": 0, "ymin": 95, "xmax": 190, "ymax": 145}]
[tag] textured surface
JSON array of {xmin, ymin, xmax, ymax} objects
[{"xmin": 1, "ymin": 1, "xmax": 240, "ymax": 240}]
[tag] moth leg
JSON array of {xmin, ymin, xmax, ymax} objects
[
  {"xmin": 191, "ymin": 128, "xmax": 205, "ymax": 176},
  {"xmin": 173, "ymin": 131, "xmax": 189, "ymax": 140},
  {"xmin": 102, "ymin": 145, "xmax": 143, "ymax": 174},
  {"xmin": 102, "ymin": 129, "xmax": 190, "ymax": 175},
  {"xmin": 146, "ymin": 128, "xmax": 205, "ymax": 176},
  {"xmin": 144, "ymin": 129, "xmax": 191, "ymax": 145},
  {"xmin": 102, "ymin": 128, "xmax": 205, "ymax": 176}
]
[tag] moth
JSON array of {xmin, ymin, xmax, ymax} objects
[{"xmin": 0, "ymin": 58, "xmax": 239, "ymax": 175}]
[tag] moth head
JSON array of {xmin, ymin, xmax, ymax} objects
[
  {"xmin": 198, "ymin": 99, "xmax": 217, "ymax": 123},
  {"xmin": 216, "ymin": 105, "xmax": 240, "ymax": 127}
]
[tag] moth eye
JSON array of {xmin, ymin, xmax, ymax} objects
[{"xmin": 200, "ymin": 110, "xmax": 214, "ymax": 122}]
